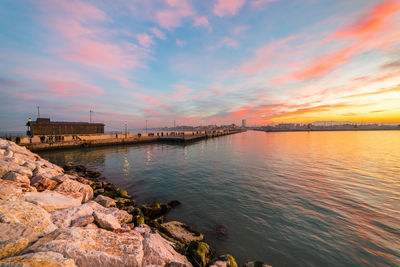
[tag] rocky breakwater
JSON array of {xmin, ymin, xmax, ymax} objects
[
  {"xmin": 0, "ymin": 138, "xmax": 271, "ymax": 267},
  {"xmin": 0, "ymin": 138, "xmax": 192, "ymax": 267}
]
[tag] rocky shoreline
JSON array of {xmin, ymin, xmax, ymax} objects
[{"xmin": 0, "ymin": 138, "xmax": 271, "ymax": 267}]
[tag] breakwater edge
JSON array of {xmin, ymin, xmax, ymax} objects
[{"xmin": 0, "ymin": 137, "xmax": 268, "ymax": 267}]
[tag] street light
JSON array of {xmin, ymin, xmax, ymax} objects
[{"xmin": 124, "ymin": 121, "xmax": 127, "ymax": 138}]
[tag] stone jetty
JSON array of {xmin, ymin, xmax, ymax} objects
[{"xmin": 0, "ymin": 138, "xmax": 270, "ymax": 267}]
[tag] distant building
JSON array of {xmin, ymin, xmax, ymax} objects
[
  {"xmin": 312, "ymin": 121, "xmax": 353, "ymax": 126},
  {"xmin": 277, "ymin": 123, "xmax": 296, "ymax": 128},
  {"xmin": 26, "ymin": 118, "xmax": 104, "ymax": 136},
  {"xmin": 242, "ymin": 119, "xmax": 247, "ymax": 128}
]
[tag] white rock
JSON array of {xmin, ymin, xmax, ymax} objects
[
  {"xmin": 85, "ymin": 201, "xmax": 132, "ymax": 224},
  {"xmin": 0, "ymin": 200, "xmax": 57, "ymax": 239},
  {"xmin": 0, "ymin": 222, "xmax": 36, "ymax": 260},
  {"xmin": 0, "ymin": 159, "xmax": 20, "ymax": 178},
  {"xmin": 26, "ymin": 227, "xmax": 144, "ymax": 267},
  {"xmin": 15, "ymin": 166, "xmax": 33, "ymax": 178},
  {"xmin": 0, "ymin": 179, "xmax": 25, "ymax": 200},
  {"xmin": 93, "ymin": 211, "xmax": 121, "ymax": 231},
  {"xmin": 22, "ymin": 160, "xmax": 36, "ymax": 171},
  {"xmin": 3, "ymin": 150, "xmax": 13, "ymax": 158},
  {"xmin": 51, "ymin": 204, "xmax": 94, "ymax": 228},
  {"xmin": 53, "ymin": 177, "xmax": 93, "ymax": 203},
  {"xmin": 25, "ymin": 191, "xmax": 81, "ymax": 212},
  {"xmin": 141, "ymin": 230, "xmax": 193, "ymax": 267},
  {"xmin": 3, "ymin": 172, "xmax": 30, "ymax": 185},
  {"xmin": 0, "ymin": 251, "xmax": 77, "ymax": 266},
  {"xmin": 35, "ymin": 159, "xmax": 63, "ymax": 173},
  {"xmin": 33, "ymin": 166, "xmax": 62, "ymax": 179}
]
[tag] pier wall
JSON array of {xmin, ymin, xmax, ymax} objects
[{"xmin": 14, "ymin": 130, "xmax": 244, "ymax": 151}]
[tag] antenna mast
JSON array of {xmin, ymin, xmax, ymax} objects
[{"xmin": 37, "ymin": 106, "xmax": 40, "ymax": 118}]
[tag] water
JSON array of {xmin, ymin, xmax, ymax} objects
[{"xmin": 38, "ymin": 130, "xmax": 400, "ymax": 266}]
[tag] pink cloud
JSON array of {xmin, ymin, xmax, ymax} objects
[
  {"xmin": 42, "ymin": 80, "xmax": 104, "ymax": 97},
  {"xmin": 232, "ymin": 25, "xmax": 249, "ymax": 35},
  {"xmin": 150, "ymin": 27, "xmax": 166, "ymax": 40},
  {"xmin": 193, "ymin": 16, "xmax": 212, "ymax": 31},
  {"xmin": 155, "ymin": 0, "xmax": 194, "ymax": 29},
  {"xmin": 42, "ymin": 0, "xmax": 108, "ymax": 22},
  {"xmin": 239, "ymin": 36, "xmax": 295, "ymax": 75},
  {"xmin": 136, "ymin": 33, "xmax": 154, "ymax": 48},
  {"xmin": 250, "ymin": 0, "xmax": 278, "ymax": 8},
  {"xmin": 143, "ymin": 97, "xmax": 173, "ymax": 110},
  {"xmin": 213, "ymin": 0, "xmax": 246, "ymax": 17},
  {"xmin": 209, "ymin": 37, "xmax": 240, "ymax": 50},
  {"xmin": 35, "ymin": 0, "xmax": 148, "ymax": 74},
  {"xmin": 171, "ymin": 84, "xmax": 193, "ymax": 98}
]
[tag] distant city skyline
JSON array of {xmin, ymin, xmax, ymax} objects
[{"xmin": 0, "ymin": 0, "xmax": 399, "ymax": 131}]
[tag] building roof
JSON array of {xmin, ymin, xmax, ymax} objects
[{"xmin": 27, "ymin": 118, "xmax": 104, "ymax": 126}]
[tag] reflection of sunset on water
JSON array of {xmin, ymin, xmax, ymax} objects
[{"xmin": 38, "ymin": 130, "xmax": 400, "ymax": 266}]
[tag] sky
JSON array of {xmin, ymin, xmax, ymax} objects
[{"xmin": 0, "ymin": 0, "xmax": 399, "ymax": 131}]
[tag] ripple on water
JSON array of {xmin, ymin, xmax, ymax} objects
[{"xmin": 38, "ymin": 131, "xmax": 400, "ymax": 266}]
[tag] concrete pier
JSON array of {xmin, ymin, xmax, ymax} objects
[{"xmin": 16, "ymin": 130, "xmax": 244, "ymax": 152}]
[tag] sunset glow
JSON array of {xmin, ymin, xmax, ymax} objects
[{"xmin": 0, "ymin": 0, "xmax": 399, "ymax": 130}]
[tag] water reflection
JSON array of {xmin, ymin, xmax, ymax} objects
[{"xmin": 39, "ymin": 131, "xmax": 400, "ymax": 266}]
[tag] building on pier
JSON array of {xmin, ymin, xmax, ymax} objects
[{"xmin": 26, "ymin": 118, "xmax": 104, "ymax": 136}]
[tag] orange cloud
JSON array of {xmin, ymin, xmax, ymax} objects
[
  {"xmin": 228, "ymin": 106, "xmax": 252, "ymax": 118},
  {"xmin": 292, "ymin": 0, "xmax": 400, "ymax": 81},
  {"xmin": 332, "ymin": 0, "xmax": 400, "ymax": 39},
  {"xmin": 292, "ymin": 39, "xmax": 366, "ymax": 80},
  {"xmin": 343, "ymin": 84, "xmax": 400, "ymax": 99}
]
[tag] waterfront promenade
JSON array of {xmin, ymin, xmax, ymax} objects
[{"xmin": 14, "ymin": 130, "xmax": 244, "ymax": 151}]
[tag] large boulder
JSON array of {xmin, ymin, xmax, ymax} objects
[
  {"xmin": 187, "ymin": 241, "xmax": 214, "ymax": 267},
  {"xmin": 0, "ymin": 251, "xmax": 77, "ymax": 267},
  {"xmin": 86, "ymin": 201, "xmax": 132, "ymax": 224},
  {"xmin": 34, "ymin": 159, "xmax": 64, "ymax": 173},
  {"xmin": 0, "ymin": 223, "xmax": 36, "ymax": 260},
  {"xmin": 32, "ymin": 176, "xmax": 58, "ymax": 191},
  {"xmin": 25, "ymin": 191, "xmax": 81, "ymax": 212},
  {"xmin": 70, "ymin": 215, "xmax": 94, "ymax": 227},
  {"xmin": 51, "ymin": 204, "xmax": 94, "ymax": 228},
  {"xmin": 95, "ymin": 194, "xmax": 116, "ymax": 208},
  {"xmin": 0, "ymin": 200, "xmax": 57, "ymax": 239},
  {"xmin": 160, "ymin": 221, "xmax": 204, "ymax": 245},
  {"xmin": 31, "ymin": 167, "xmax": 62, "ymax": 182},
  {"xmin": 0, "ymin": 179, "xmax": 25, "ymax": 200},
  {"xmin": 51, "ymin": 201, "xmax": 132, "ymax": 228},
  {"xmin": 21, "ymin": 160, "xmax": 37, "ymax": 172},
  {"xmin": 0, "ymin": 159, "xmax": 21, "ymax": 178},
  {"xmin": 3, "ymin": 171, "xmax": 30, "ymax": 185},
  {"xmin": 141, "ymin": 228, "xmax": 192, "ymax": 267},
  {"xmin": 93, "ymin": 211, "xmax": 121, "ymax": 231},
  {"xmin": 53, "ymin": 177, "xmax": 93, "ymax": 203},
  {"xmin": 25, "ymin": 227, "xmax": 144, "ymax": 267}
]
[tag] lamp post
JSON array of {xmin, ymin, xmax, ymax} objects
[{"xmin": 125, "ymin": 121, "xmax": 127, "ymax": 138}]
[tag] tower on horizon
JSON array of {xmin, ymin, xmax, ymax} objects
[{"xmin": 242, "ymin": 119, "xmax": 247, "ymax": 128}]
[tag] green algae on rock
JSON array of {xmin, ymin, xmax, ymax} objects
[{"xmin": 187, "ymin": 241, "xmax": 215, "ymax": 267}]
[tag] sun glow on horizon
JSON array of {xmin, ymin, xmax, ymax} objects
[{"xmin": 0, "ymin": 0, "xmax": 399, "ymax": 130}]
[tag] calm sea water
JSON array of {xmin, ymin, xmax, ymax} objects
[{"xmin": 38, "ymin": 130, "xmax": 400, "ymax": 266}]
